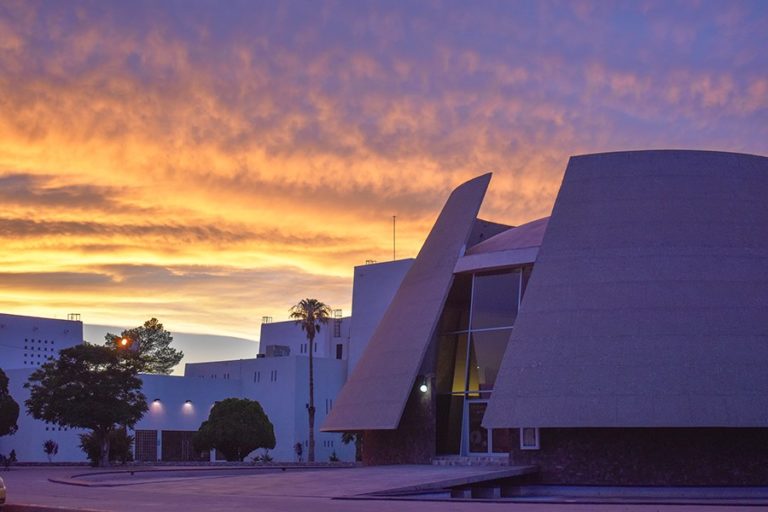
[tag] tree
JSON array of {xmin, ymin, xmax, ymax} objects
[
  {"xmin": 0, "ymin": 368, "xmax": 20, "ymax": 438},
  {"xmin": 289, "ymin": 298, "xmax": 331, "ymax": 463},
  {"xmin": 192, "ymin": 398, "xmax": 275, "ymax": 461},
  {"xmin": 104, "ymin": 318, "xmax": 184, "ymax": 374},
  {"xmin": 341, "ymin": 431, "xmax": 363, "ymax": 462},
  {"xmin": 25, "ymin": 344, "xmax": 147, "ymax": 467}
]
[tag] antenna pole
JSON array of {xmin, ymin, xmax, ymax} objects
[{"xmin": 392, "ymin": 215, "xmax": 396, "ymax": 261}]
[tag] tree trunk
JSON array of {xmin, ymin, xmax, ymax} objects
[
  {"xmin": 100, "ymin": 431, "xmax": 110, "ymax": 467},
  {"xmin": 308, "ymin": 332, "xmax": 315, "ymax": 463}
]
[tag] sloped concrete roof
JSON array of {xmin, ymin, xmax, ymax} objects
[
  {"xmin": 484, "ymin": 150, "xmax": 768, "ymax": 428},
  {"xmin": 323, "ymin": 173, "xmax": 492, "ymax": 431},
  {"xmin": 466, "ymin": 217, "xmax": 549, "ymax": 255},
  {"xmin": 454, "ymin": 217, "xmax": 548, "ymax": 272}
]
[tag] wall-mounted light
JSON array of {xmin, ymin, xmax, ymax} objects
[
  {"xmin": 152, "ymin": 398, "xmax": 161, "ymax": 404},
  {"xmin": 184, "ymin": 400, "xmax": 192, "ymax": 406},
  {"xmin": 419, "ymin": 377, "xmax": 428, "ymax": 393}
]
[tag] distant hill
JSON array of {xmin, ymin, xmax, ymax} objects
[{"xmin": 83, "ymin": 324, "xmax": 260, "ymax": 375}]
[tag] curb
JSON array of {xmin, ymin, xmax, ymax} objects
[
  {"xmin": 3, "ymin": 505, "xmax": 106, "ymax": 512},
  {"xmin": 49, "ymin": 464, "xmax": 354, "ymax": 487}
]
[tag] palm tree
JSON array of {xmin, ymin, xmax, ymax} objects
[{"xmin": 289, "ymin": 298, "xmax": 331, "ymax": 462}]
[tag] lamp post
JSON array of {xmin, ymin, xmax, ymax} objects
[{"xmin": 118, "ymin": 336, "xmax": 140, "ymax": 353}]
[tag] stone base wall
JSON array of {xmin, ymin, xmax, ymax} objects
[
  {"xmin": 362, "ymin": 381, "xmax": 435, "ymax": 465},
  {"xmin": 509, "ymin": 428, "xmax": 768, "ymax": 485}
]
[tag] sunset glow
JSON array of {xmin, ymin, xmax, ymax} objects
[{"xmin": 1, "ymin": 1, "xmax": 766, "ymax": 339}]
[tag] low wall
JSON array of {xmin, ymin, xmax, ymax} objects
[{"xmin": 509, "ymin": 428, "xmax": 768, "ymax": 485}]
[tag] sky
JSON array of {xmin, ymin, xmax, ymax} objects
[{"xmin": 0, "ymin": 0, "xmax": 766, "ymax": 341}]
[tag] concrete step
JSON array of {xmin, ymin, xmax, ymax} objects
[{"xmin": 432, "ymin": 455, "xmax": 510, "ymax": 466}]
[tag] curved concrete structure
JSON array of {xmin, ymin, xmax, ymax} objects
[
  {"xmin": 323, "ymin": 174, "xmax": 491, "ymax": 431},
  {"xmin": 484, "ymin": 150, "xmax": 768, "ymax": 428}
]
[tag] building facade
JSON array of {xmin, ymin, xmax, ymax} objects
[
  {"xmin": 323, "ymin": 150, "xmax": 768, "ymax": 485},
  {"xmin": 0, "ymin": 260, "xmax": 411, "ymax": 463}
]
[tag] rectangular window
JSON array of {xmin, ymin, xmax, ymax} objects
[
  {"xmin": 333, "ymin": 319, "xmax": 341, "ymax": 337},
  {"xmin": 520, "ymin": 428, "xmax": 540, "ymax": 450},
  {"xmin": 471, "ymin": 270, "xmax": 521, "ymax": 329},
  {"xmin": 466, "ymin": 329, "xmax": 511, "ymax": 395},
  {"xmin": 161, "ymin": 430, "xmax": 209, "ymax": 462},
  {"xmin": 336, "ymin": 344, "xmax": 343, "ymax": 359},
  {"xmin": 135, "ymin": 430, "xmax": 158, "ymax": 462}
]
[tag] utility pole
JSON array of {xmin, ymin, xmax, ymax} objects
[{"xmin": 392, "ymin": 215, "xmax": 396, "ymax": 261}]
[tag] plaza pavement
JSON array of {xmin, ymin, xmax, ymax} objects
[{"xmin": 0, "ymin": 465, "xmax": 763, "ymax": 512}]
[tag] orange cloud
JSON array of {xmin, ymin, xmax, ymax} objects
[{"xmin": 0, "ymin": 1, "xmax": 765, "ymax": 339}]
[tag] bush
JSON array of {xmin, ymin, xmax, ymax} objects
[
  {"xmin": 43, "ymin": 439, "xmax": 59, "ymax": 462},
  {"xmin": 79, "ymin": 428, "xmax": 134, "ymax": 466},
  {"xmin": 253, "ymin": 449, "xmax": 273, "ymax": 464}
]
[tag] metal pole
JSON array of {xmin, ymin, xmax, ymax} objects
[{"xmin": 392, "ymin": 215, "xmax": 396, "ymax": 260}]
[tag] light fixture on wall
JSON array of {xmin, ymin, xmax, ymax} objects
[
  {"xmin": 184, "ymin": 400, "xmax": 192, "ymax": 406},
  {"xmin": 152, "ymin": 398, "xmax": 161, "ymax": 404},
  {"xmin": 419, "ymin": 377, "xmax": 428, "ymax": 393}
]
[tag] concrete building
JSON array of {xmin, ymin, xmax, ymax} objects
[
  {"xmin": 324, "ymin": 150, "xmax": 768, "ymax": 485},
  {"xmin": 0, "ymin": 313, "xmax": 83, "ymax": 370},
  {"xmin": 0, "ymin": 313, "xmax": 86, "ymax": 462},
  {"xmin": 7, "ymin": 149, "xmax": 764, "ymax": 482},
  {"xmin": 0, "ymin": 260, "xmax": 411, "ymax": 463}
]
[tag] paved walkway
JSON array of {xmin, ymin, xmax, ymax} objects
[{"xmin": 1, "ymin": 465, "xmax": 763, "ymax": 512}]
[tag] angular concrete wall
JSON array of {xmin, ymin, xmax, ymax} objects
[
  {"xmin": 348, "ymin": 259, "xmax": 414, "ymax": 373},
  {"xmin": 485, "ymin": 150, "xmax": 768, "ymax": 428},
  {"xmin": 323, "ymin": 174, "xmax": 491, "ymax": 431}
]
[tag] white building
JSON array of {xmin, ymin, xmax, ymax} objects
[
  {"xmin": 0, "ymin": 313, "xmax": 83, "ymax": 370},
  {"xmin": 0, "ymin": 259, "xmax": 412, "ymax": 463}
]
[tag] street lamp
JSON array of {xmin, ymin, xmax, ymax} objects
[{"xmin": 117, "ymin": 336, "xmax": 140, "ymax": 353}]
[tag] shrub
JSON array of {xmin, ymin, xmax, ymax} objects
[
  {"xmin": 79, "ymin": 428, "xmax": 134, "ymax": 466},
  {"xmin": 43, "ymin": 439, "xmax": 59, "ymax": 462}
]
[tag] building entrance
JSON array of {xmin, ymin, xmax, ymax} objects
[
  {"xmin": 435, "ymin": 267, "xmax": 531, "ymax": 457},
  {"xmin": 465, "ymin": 400, "xmax": 511, "ymax": 454}
]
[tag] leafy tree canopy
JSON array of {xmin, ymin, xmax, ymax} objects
[
  {"xmin": 104, "ymin": 317, "xmax": 184, "ymax": 375},
  {"xmin": 193, "ymin": 398, "xmax": 275, "ymax": 462},
  {"xmin": 25, "ymin": 344, "xmax": 147, "ymax": 466},
  {"xmin": 0, "ymin": 368, "xmax": 20, "ymax": 437}
]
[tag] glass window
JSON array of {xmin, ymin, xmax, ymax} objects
[
  {"xmin": 467, "ymin": 329, "xmax": 511, "ymax": 394},
  {"xmin": 470, "ymin": 270, "xmax": 520, "ymax": 329},
  {"xmin": 436, "ymin": 394, "xmax": 464, "ymax": 455},
  {"xmin": 521, "ymin": 265, "xmax": 533, "ymax": 299},
  {"xmin": 438, "ymin": 274, "xmax": 471, "ymax": 333},
  {"xmin": 468, "ymin": 402, "xmax": 488, "ymax": 453},
  {"xmin": 435, "ymin": 333, "xmax": 468, "ymax": 394}
]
